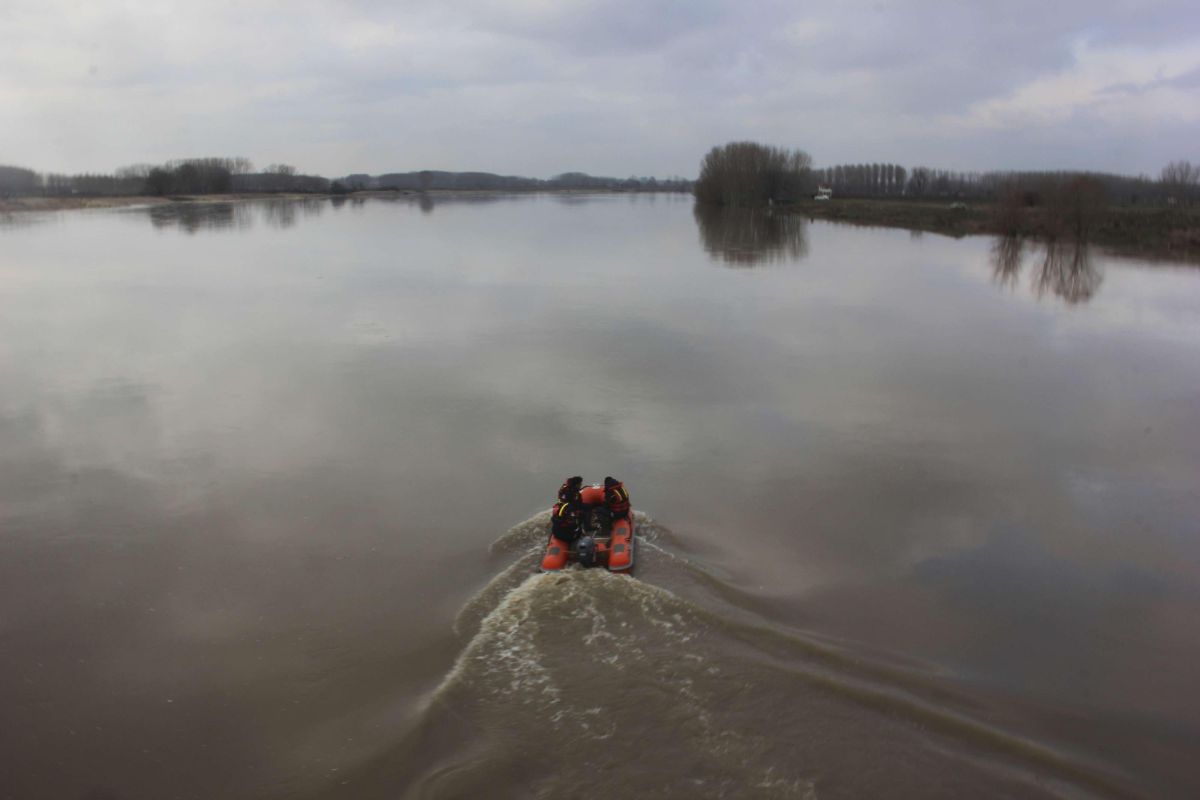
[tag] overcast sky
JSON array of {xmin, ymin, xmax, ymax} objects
[{"xmin": 3, "ymin": 0, "xmax": 1198, "ymax": 178}]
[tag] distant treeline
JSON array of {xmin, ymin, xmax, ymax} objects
[
  {"xmin": 690, "ymin": 141, "xmax": 1198, "ymax": 209},
  {"xmin": 7, "ymin": 151, "xmax": 1195, "ymax": 208},
  {"xmin": 0, "ymin": 161, "xmax": 691, "ymax": 198},
  {"xmin": 339, "ymin": 170, "xmax": 693, "ymax": 193},
  {"xmin": 0, "ymin": 159, "xmax": 329, "ymax": 197},
  {"xmin": 813, "ymin": 161, "xmax": 1199, "ymax": 206}
]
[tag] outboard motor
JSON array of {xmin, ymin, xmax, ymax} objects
[{"xmin": 576, "ymin": 535, "xmax": 597, "ymax": 568}]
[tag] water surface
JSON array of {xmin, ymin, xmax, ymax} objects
[{"xmin": 2, "ymin": 195, "xmax": 1198, "ymax": 798}]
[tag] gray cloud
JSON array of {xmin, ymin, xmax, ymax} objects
[{"xmin": 1, "ymin": 1, "xmax": 1197, "ymax": 176}]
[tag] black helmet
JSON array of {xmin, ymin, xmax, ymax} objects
[{"xmin": 604, "ymin": 476, "xmax": 618, "ymax": 488}]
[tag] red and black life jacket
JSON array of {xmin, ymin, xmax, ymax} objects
[
  {"xmin": 604, "ymin": 481, "xmax": 630, "ymax": 517},
  {"xmin": 557, "ymin": 476, "xmax": 583, "ymax": 503},
  {"xmin": 550, "ymin": 501, "xmax": 581, "ymax": 539}
]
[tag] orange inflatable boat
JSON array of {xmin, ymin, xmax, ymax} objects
[{"xmin": 540, "ymin": 484, "xmax": 635, "ymax": 573}]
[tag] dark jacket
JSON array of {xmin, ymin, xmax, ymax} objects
[
  {"xmin": 557, "ymin": 476, "xmax": 583, "ymax": 503},
  {"xmin": 604, "ymin": 480, "xmax": 630, "ymax": 518},
  {"xmin": 550, "ymin": 501, "xmax": 581, "ymax": 542}
]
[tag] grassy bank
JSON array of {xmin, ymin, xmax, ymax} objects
[{"xmin": 788, "ymin": 198, "xmax": 1200, "ymax": 263}]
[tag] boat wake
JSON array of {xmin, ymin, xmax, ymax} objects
[{"xmin": 327, "ymin": 513, "xmax": 1135, "ymax": 800}]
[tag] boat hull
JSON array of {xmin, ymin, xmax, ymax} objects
[{"xmin": 539, "ymin": 485, "xmax": 634, "ymax": 574}]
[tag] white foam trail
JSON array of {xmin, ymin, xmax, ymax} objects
[
  {"xmin": 489, "ymin": 509, "xmax": 552, "ymax": 554},
  {"xmin": 429, "ymin": 574, "xmax": 559, "ymax": 711},
  {"xmin": 418, "ymin": 530, "xmax": 834, "ymax": 797},
  {"xmin": 453, "ymin": 553, "xmax": 539, "ymax": 639},
  {"xmin": 415, "ymin": 513, "xmax": 1117, "ymax": 799}
]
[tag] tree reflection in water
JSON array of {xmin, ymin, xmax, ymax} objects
[
  {"xmin": 990, "ymin": 234, "xmax": 1024, "ymax": 290},
  {"xmin": 262, "ymin": 198, "xmax": 325, "ymax": 229},
  {"xmin": 693, "ymin": 204, "xmax": 809, "ymax": 267},
  {"xmin": 989, "ymin": 235, "xmax": 1101, "ymax": 304},
  {"xmin": 1034, "ymin": 238, "xmax": 1102, "ymax": 304},
  {"xmin": 144, "ymin": 199, "xmax": 327, "ymax": 233},
  {"xmin": 148, "ymin": 202, "xmax": 250, "ymax": 234}
]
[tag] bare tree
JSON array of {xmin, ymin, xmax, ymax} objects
[
  {"xmin": 145, "ymin": 168, "xmax": 173, "ymax": 195},
  {"xmin": 1160, "ymin": 160, "xmax": 1198, "ymax": 187},
  {"xmin": 115, "ymin": 164, "xmax": 154, "ymax": 180},
  {"xmin": 908, "ymin": 167, "xmax": 931, "ymax": 196},
  {"xmin": 0, "ymin": 165, "xmax": 39, "ymax": 195},
  {"xmin": 1160, "ymin": 160, "xmax": 1198, "ymax": 204},
  {"xmin": 993, "ymin": 187, "xmax": 1023, "ymax": 235},
  {"xmin": 1045, "ymin": 175, "xmax": 1108, "ymax": 240},
  {"xmin": 694, "ymin": 142, "xmax": 813, "ymax": 206}
]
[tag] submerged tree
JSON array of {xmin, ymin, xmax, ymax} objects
[
  {"xmin": 694, "ymin": 142, "xmax": 813, "ymax": 207},
  {"xmin": 992, "ymin": 184, "xmax": 1028, "ymax": 236},
  {"xmin": 1044, "ymin": 175, "xmax": 1108, "ymax": 241}
]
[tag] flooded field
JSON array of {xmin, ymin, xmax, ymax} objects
[{"xmin": 2, "ymin": 194, "xmax": 1199, "ymax": 799}]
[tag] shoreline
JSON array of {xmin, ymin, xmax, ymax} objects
[
  {"xmin": 5, "ymin": 192, "xmax": 1197, "ymax": 264},
  {"xmin": 784, "ymin": 198, "xmax": 1200, "ymax": 264},
  {"xmin": 0, "ymin": 187, "xmax": 687, "ymax": 215},
  {"xmin": 0, "ymin": 192, "xmax": 347, "ymax": 213}
]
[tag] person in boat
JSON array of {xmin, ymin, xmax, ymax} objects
[
  {"xmin": 550, "ymin": 497, "xmax": 582, "ymax": 544},
  {"xmin": 550, "ymin": 476, "xmax": 584, "ymax": 544},
  {"xmin": 557, "ymin": 475, "xmax": 583, "ymax": 504},
  {"xmin": 604, "ymin": 476, "xmax": 630, "ymax": 520}
]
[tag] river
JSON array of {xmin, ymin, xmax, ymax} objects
[{"xmin": 2, "ymin": 194, "xmax": 1198, "ymax": 799}]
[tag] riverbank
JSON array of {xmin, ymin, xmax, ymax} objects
[
  {"xmin": 0, "ymin": 187, "xmax": 692, "ymax": 215},
  {"xmin": 0, "ymin": 192, "xmax": 348, "ymax": 214},
  {"xmin": 7, "ymin": 192, "xmax": 1197, "ymax": 264},
  {"xmin": 788, "ymin": 198, "xmax": 1200, "ymax": 262},
  {"xmin": 0, "ymin": 195, "xmax": 170, "ymax": 212}
]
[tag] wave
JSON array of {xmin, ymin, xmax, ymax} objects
[{"xmin": 326, "ymin": 513, "xmax": 1135, "ymax": 800}]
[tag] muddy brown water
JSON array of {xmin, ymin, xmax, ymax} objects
[{"xmin": 2, "ymin": 195, "xmax": 1199, "ymax": 799}]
